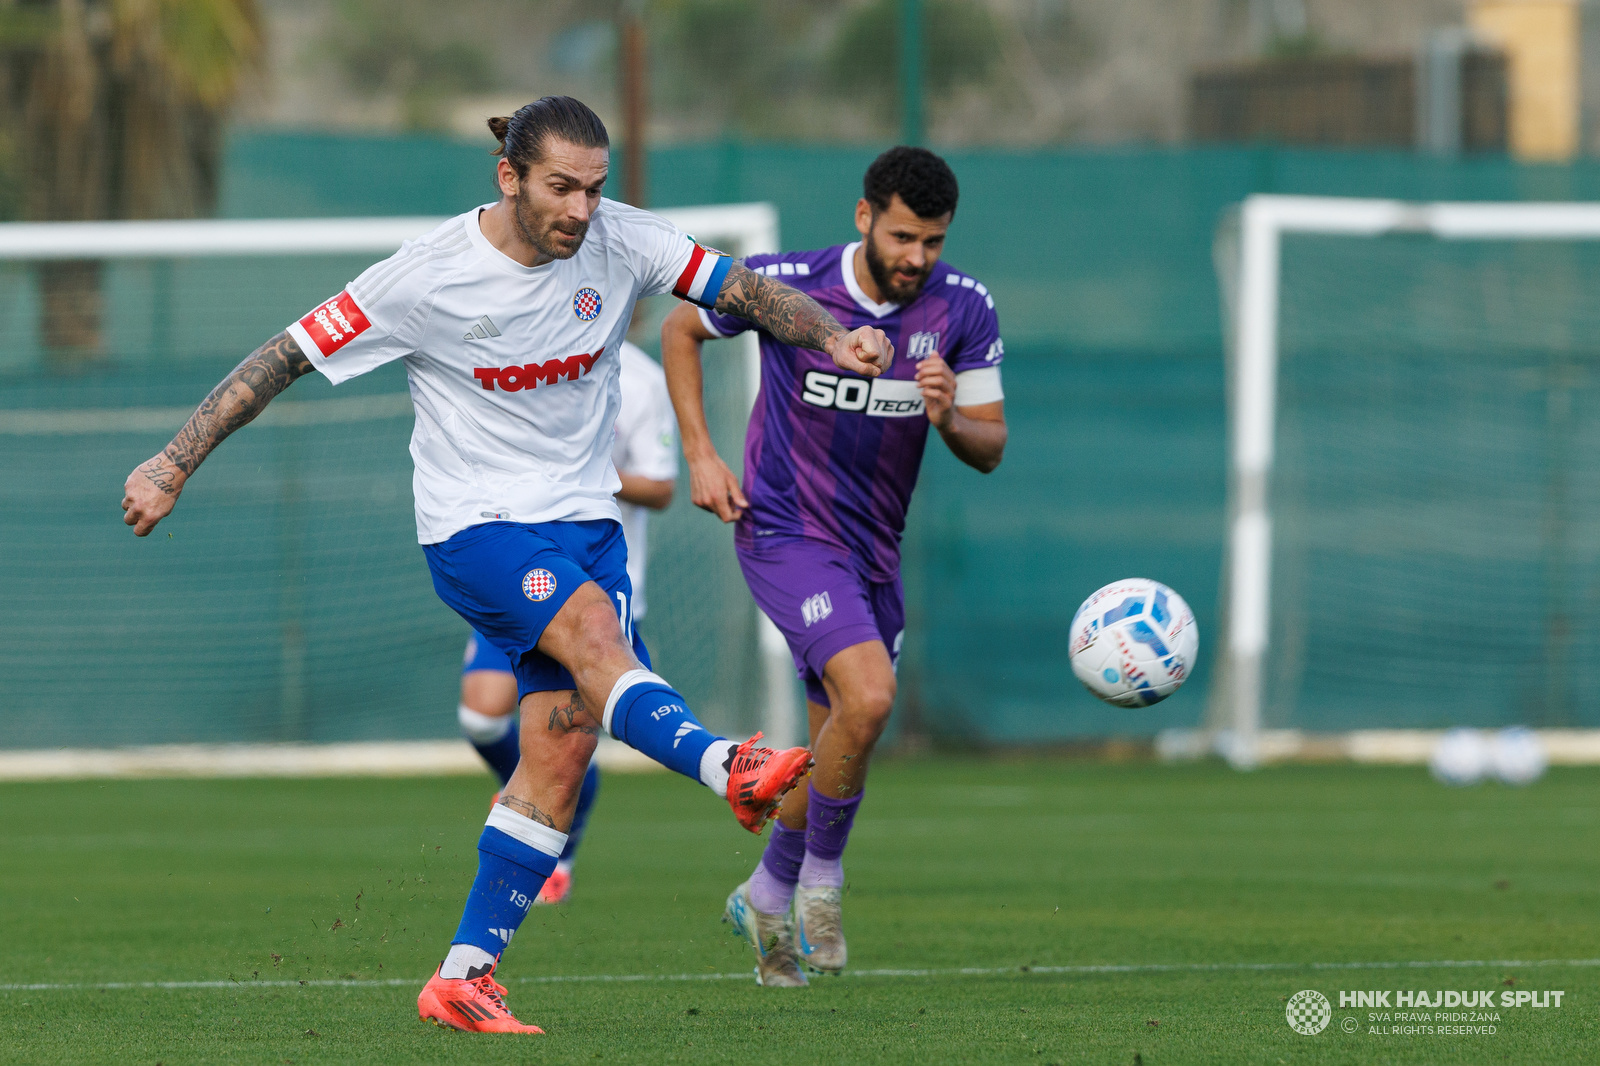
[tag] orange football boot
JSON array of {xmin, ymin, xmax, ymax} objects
[
  {"xmin": 726, "ymin": 733, "xmax": 813, "ymax": 833},
  {"xmin": 417, "ymin": 964, "xmax": 542, "ymax": 1034},
  {"xmin": 535, "ymin": 866, "xmax": 572, "ymax": 904}
]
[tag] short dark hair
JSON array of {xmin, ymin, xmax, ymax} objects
[
  {"xmin": 863, "ymin": 146, "xmax": 959, "ymax": 220},
  {"xmin": 487, "ymin": 96, "xmax": 609, "ymax": 178}
]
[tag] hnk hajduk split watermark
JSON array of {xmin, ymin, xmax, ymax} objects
[{"xmin": 1285, "ymin": 988, "xmax": 1565, "ymax": 1037}]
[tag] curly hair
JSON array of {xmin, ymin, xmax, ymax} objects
[
  {"xmin": 487, "ymin": 96, "xmax": 609, "ymax": 178},
  {"xmin": 862, "ymin": 146, "xmax": 959, "ymax": 220}
]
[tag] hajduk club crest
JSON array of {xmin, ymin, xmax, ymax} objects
[
  {"xmin": 522, "ymin": 569, "xmax": 557, "ymax": 601},
  {"xmin": 573, "ymin": 287, "xmax": 602, "ymax": 321}
]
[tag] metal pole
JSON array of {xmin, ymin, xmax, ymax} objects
[
  {"xmin": 1222, "ymin": 196, "xmax": 1283, "ymax": 770},
  {"xmin": 620, "ymin": 4, "xmax": 648, "ymax": 207},
  {"xmin": 900, "ymin": 0, "xmax": 923, "ymax": 145}
]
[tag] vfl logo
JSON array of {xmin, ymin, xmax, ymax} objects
[
  {"xmin": 801, "ymin": 591, "xmax": 833, "ymax": 628},
  {"xmin": 522, "ymin": 569, "xmax": 557, "ymax": 602},
  {"xmin": 298, "ymin": 291, "xmax": 371, "ymax": 357},
  {"xmin": 573, "ymin": 287, "xmax": 602, "ymax": 321},
  {"xmin": 908, "ymin": 331, "xmax": 939, "ymax": 357},
  {"xmin": 984, "ymin": 338, "xmax": 1004, "ymax": 363},
  {"xmin": 475, "ymin": 348, "xmax": 602, "ymax": 392},
  {"xmin": 801, "ymin": 371, "xmax": 925, "ymax": 418}
]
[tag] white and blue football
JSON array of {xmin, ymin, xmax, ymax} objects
[{"xmin": 1069, "ymin": 579, "xmax": 1199, "ymax": 707}]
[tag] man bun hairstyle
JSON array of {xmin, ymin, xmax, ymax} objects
[
  {"xmin": 488, "ymin": 96, "xmax": 609, "ymax": 177},
  {"xmin": 863, "ymin": 146, "xmax": 959, "ymax": 220}
]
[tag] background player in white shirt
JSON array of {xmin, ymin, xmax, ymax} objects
[
  {"xmin": 120, "ymin": 95, "xmax": 891, "ymax": 1035},
  {"xmin": 457, "ymin": 340, "xmax": 678, "ymax": 904}
]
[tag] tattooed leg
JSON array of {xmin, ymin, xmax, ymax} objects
[
  {"xmin": 493, "ymin": 688, "xmax": 601, "ymax": 835},
  {"xmin": 546, "ymin": 691, "xmax": 599, "ymax": 736},
  {"xmin": 497, "ymin": 793, "xmax": 558, "ymax": 829}
]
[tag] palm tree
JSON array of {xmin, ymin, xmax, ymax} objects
[{"xmin": 0, "ymin": 0, "xmax": 261, "ymax": 364}]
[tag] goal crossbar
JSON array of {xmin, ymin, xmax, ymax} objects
[
  {"xmin": 1219, "ymin": 194, "xmax": 1600, "ymax": 768},
  {"xmin": 0, "ymin": 203, "xmax": 780, "ymax": 261}
]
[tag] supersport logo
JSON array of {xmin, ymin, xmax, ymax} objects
[{"xmin": 473, "ymin": 347, "xmax": 603, "ymax": 392}]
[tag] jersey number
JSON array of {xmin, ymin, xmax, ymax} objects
[{"xmin": 615, "ymin": 590, "xmax": 633, "ymax": 644}]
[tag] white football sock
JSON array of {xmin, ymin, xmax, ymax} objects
[
  {"xmin": 798, "ymin": 852, "xmax": 845, "ymax": 889},
  {"xmin": 458, "ymin": 704, "xmax": 513, "ymax": 743},
  {"xmin": 699, "ymin": 740, "xmax": 739, "ymax": 797},
  {"xmin": 439, "ymin": 943, "xmax": 498, "ymax": 980}
]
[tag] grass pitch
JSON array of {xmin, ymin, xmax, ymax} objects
[{"xmin": 2, "ymin": 758, "xmax": 1597, "ymax": 1064}]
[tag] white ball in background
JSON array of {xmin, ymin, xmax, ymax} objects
[
  {"xmin": 1488, "ymin": 727, "xmax": 1547, "ymax": 786},
  {"xmin": 1430, "ymin": 728, "xmax": 1489, "ymax": 786}
]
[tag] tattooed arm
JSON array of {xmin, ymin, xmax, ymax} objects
[
  {"xmin": 121, "ymin": 331, "xmax": 315, "ymax": 536},
  {"xmin": 714, "ymin": 262, "xmax": 893, "ymax": 377}
]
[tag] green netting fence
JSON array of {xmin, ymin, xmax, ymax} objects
[{"xmin": 9, "ymin": 136, "xmax": 1600, "ymax": 749}]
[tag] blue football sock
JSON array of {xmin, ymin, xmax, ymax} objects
[
  {"xmin": 449, "ymin": 806, "xmax": 565, "ymax": 960},
  {"xmin": 558, "ymin": 762, "xmax": 601, "ymax": 863},
  {"xmin": 459, "ymin": 704, "xmax": 520, "ymax": 786},
  {"xmin": 603, "ymin": 669, "xmax": 723, "ymax": 784}
]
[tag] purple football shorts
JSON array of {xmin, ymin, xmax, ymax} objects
[{"xmin": 736, "ymin": 534, "xmax": 904, "ymax": 707}]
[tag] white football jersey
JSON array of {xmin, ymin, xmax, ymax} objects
[
  {"xmin": 611, "ymin": 342, "xmax": 678, "ymax": 620},
  {"xmin": 286, "ymin": 200, "xmax": 729, "ymax": 544}
]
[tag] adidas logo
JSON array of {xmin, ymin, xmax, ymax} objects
[
  {"xmin": 464, "ymin": 315, "xmax": 502, "ymax": 340},
  {"xmin": 489, "ymin": 927, "xmax": 515, "ymax": 944},
  {"xmin": 673, "ymin": 721, "xmax": 704, "ymax": 749},
  {"xmin": 449, "ymin": 999, "xmax": 497, "ymax": 1022}
]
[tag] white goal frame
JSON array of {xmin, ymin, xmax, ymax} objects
[
  {"xmin": 1213, "ymin": 194, "xmax": 1600, "ymax": 768},
  {"xmin": 0, "ymin": 203, "xmax": 801, "ymax": 747}
]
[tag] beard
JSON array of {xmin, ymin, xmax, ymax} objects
[
  {"xmin": 863, "ymin": 231, "xmax": 932, "ymax": 303},
  {"xmin": 514, "ymin": 190, "xmax": 589, "ymax": 261}
]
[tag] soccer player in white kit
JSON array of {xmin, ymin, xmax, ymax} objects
[
  {"xmin": 457, "ymin": 340, "xmax": 679, "ymax": 904},
  {"xmin": 120, "ymin": 96, "xmax": 891, "ymax": 1035}
]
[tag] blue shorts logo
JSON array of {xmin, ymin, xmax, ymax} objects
[
  {"xmin": 573, "ymin": 287, "xmax": 602, "ymax": 321},
  {"xmin": 523, "ymin": 569, "xmax": 557, "ymax": 601}
]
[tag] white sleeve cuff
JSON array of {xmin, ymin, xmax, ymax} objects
[
  {"xmin": 697, "ymin": 307, "xmax": 731, "ymax": 338},
  {"xmin": 954, "ymin": 366, "xmax": 1004, "ymax": 406},
  {"xmin": 284, "ymin": 320, "xmax": 344, "ymax": 385}
]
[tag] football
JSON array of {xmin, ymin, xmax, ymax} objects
[
  {"xmin": 1430, "ymin": 727, "xmax": 1489, "ymax": 786},
  {"xmin": 1488, "ymin": 727, "xmax": 1546, "ymax": 786},
  {"xmin": 1069, "ymin": 579, "xmax": 1199, "ymax": 706}
]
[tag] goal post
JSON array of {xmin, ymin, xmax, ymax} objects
[
  {"xmin": 1209, "ymin": 195, "xmax": 1600, "ymax": 768},
  {"xmin": 0, "ymin": 203, "xmax": 800, "ymax": 750}
]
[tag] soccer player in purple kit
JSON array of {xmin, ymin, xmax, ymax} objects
[{"xmin": 661, "ymin": 147, "xmax": 1007, "ymax": 986}]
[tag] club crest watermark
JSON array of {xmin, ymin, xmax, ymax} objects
[
  {"xmin": 1286, "ymin": 990, "xmax": 1331, "ymax": 1035},
  {"xmin": 1284, "ymin": 987, "xmax": 1566, "ymax": 1038}
]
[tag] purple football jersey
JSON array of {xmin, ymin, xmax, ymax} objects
[{"xmin": 700, "ymin": 242, "xmax": 1004, "ymax": 582}]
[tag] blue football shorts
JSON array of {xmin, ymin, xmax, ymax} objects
[{"xmin": 427, "ymin": 519, "xmax": 649, "ymax": 702}]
